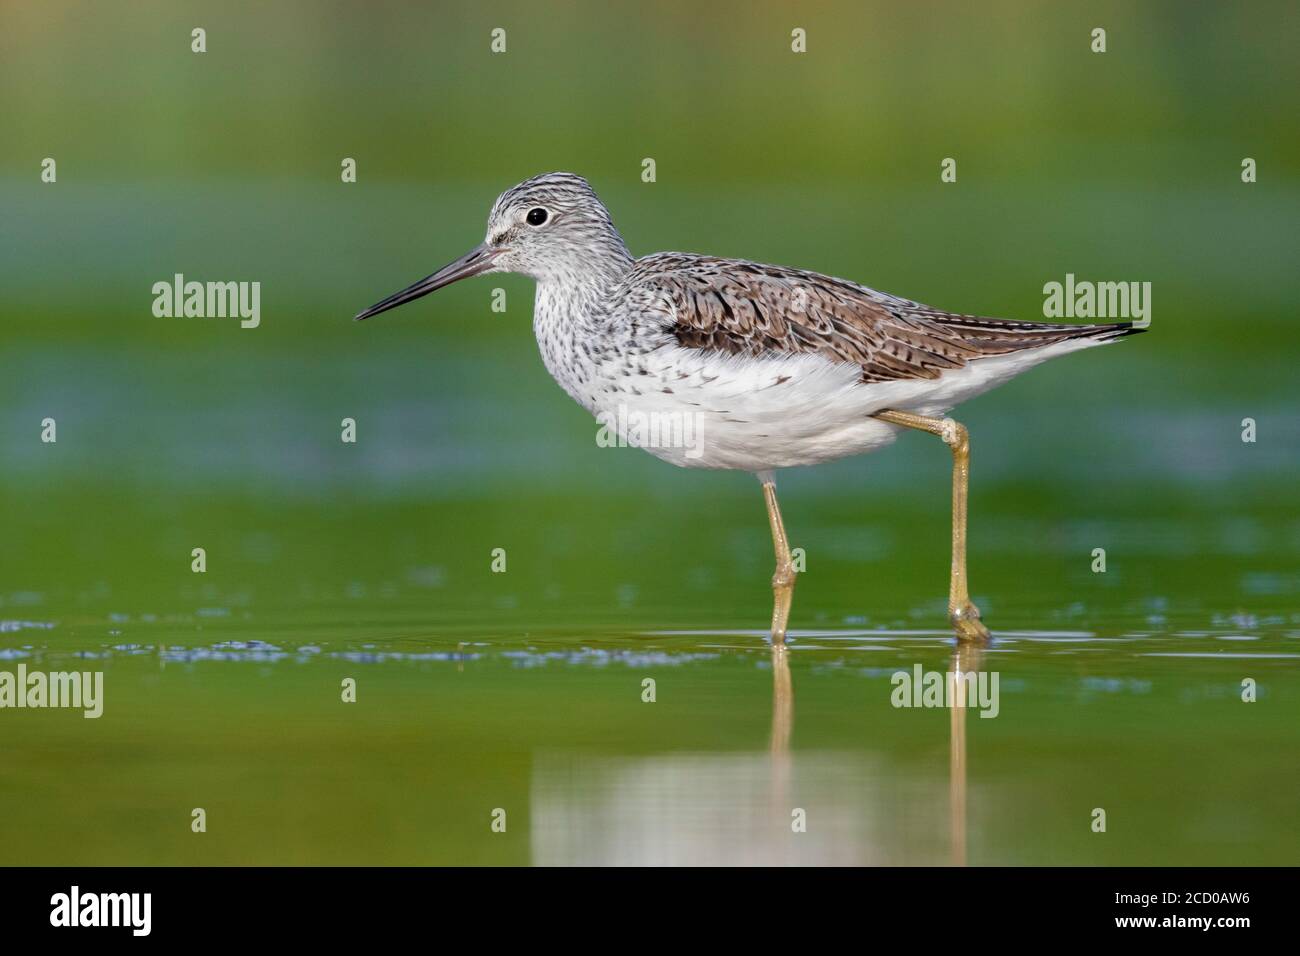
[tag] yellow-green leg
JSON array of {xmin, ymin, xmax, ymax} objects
[
  {"xmin": 874, "ymin": 409, "xmax": 991, "ymax": 643},
  {"xmin": 759, "ymin": 472, "xmax": 796, "ymax": 644}
]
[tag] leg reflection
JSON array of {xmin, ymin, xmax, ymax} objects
[
  {"xmin": 769, "ymin": 642, "xmax": 794, "ymax": 855},
  {"xmin": 771, "ymin": 642, "xmax": 793, "ymax": 755},
  {"xmin": 949, "ymin": 641, "xmax": 983, "ymax": 866}
]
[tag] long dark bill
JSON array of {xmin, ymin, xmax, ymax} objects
[{"xmin": 354, "ymin": 243, "xmax": 500, "ymax": 321}]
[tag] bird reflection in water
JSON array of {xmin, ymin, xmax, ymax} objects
[
  {"xmin": 769, "ymin": 637, "xmax": 983, "ymax": 866},
  {"xmin": 530, "ymin": 637, "xmax": 989, "ymax": 864}
]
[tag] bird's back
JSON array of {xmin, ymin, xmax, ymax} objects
[{"xmin": 617, "ymin": 252, "xmax": 1142, "ymax": 384}]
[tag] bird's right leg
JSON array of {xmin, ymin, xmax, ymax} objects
[
  {"xmin": 873, "ymin": 409, "xmax": 991, "ymax": 643},
  {"xmin": 758, "ymin": 471, "xmax": 797, "ymax": 645}
]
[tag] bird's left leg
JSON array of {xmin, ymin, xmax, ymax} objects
[
  {"xmin": 873, "ymin": 409, "xmax": 991, "ymax": 643},
  {"xmin": 758, "ymin": 471, "xmax": 797, "ymax": 645}
]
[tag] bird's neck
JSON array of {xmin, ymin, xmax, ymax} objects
[
  {"xmin": 535, "ymin": 248, "xmax": 633, "ymax": 330},
  {"xmin": 532, "ymin": 252, "xmax": 635, "ymax": 411},
  {"xmin": 533, "ymin": 273, "xmax": 608, "ymax": 342}
]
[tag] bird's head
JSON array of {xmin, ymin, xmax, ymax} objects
[{"xmin": 355, "ymin": 172, "xmax": 631, "ymax": 321}]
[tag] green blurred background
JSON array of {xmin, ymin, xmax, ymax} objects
[{"xmin": 0, "ymin": 1, "xmax": 1296, "ymax": 865}]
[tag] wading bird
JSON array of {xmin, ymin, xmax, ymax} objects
[{"xmin": 356, "ymin": 173, "xmax": 1143, "ymax": 644}]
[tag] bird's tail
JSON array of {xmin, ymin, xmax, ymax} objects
[
  {"xmin": 912, "ymin": 310, "xmax": 1149, "ymax": 354},
  {"xmin": 1079, "ymin": 320, "xmax": 1148, "ymax": 342}
]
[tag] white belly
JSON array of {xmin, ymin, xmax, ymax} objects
[{"xmin": 581, "ymin": 339, "xmax": 1099, "ymax": 472}]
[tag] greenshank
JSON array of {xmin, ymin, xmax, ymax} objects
[{"xmin": 356, "ymin": 172, "xmax": 1144, "ymax": 644}]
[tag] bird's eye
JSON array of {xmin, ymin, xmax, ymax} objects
[{"xmin": 526, "ymin": 207, "xmax": 548, "ymax": 226}]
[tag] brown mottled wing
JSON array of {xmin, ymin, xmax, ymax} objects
[{"xmin": 631, "ymin": 254, "xmax": 1138, "ymax": 383}]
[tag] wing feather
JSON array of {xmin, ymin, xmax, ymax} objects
[{"xmin": 627, "ymin": 254, "xmax": 1138, "ymax": 383}]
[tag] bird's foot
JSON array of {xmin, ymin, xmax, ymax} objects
[{"xmin": 949, "ymin": 602, "xmax": 991, "ymax": 644}]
